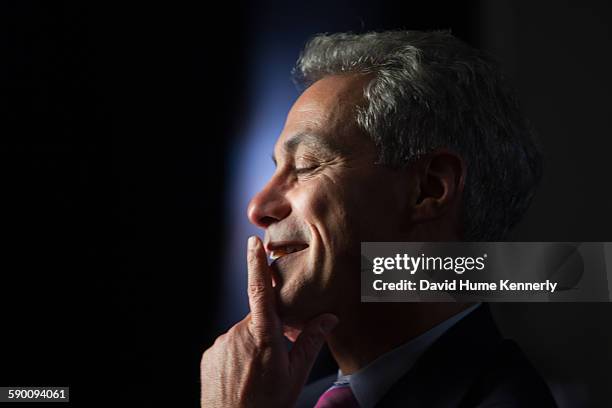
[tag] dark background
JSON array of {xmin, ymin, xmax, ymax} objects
[{"xmin": 1, "ymin": 0, "xmax": 611, "ymax": 406}]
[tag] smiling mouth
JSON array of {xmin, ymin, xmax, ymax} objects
[{"xmin": 267, "ymin": 243, "xmax": 309, "ymax": 260}]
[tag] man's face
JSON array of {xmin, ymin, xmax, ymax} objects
[{"xmin": 247, "ymin": 74, "xmax": 411, "ymax": 326}]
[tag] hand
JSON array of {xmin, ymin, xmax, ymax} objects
[{"xmin": 200, "ymin": 236, "xmax": 338, "ymax": 407}]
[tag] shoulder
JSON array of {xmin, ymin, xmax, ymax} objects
[
  {"xmin": 458, "ymin": 339, "xmax": 557, "ymax": 407},
  {"xmin": 378, "ymin": 305, "xmax": 557, "ymax": 407}
]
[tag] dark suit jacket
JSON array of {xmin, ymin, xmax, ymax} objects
[{"xmin": 297, "ymin": 304, "xmax": 557, "ymax": 407}]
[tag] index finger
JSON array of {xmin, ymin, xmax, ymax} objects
[{"xmin": 246, "ymin": 235, "xmax": 280, "ymax": 337}]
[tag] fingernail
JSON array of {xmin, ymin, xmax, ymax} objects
[
  {"xmin": 320, "ymin": 315, "xmax": 339, "ymax": 334},
  {"xmin": 248, "ymin": 236, "xmax": 257, "ymax": 250}
]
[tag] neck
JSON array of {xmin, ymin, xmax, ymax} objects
[{"xmin": 327, "ymin": 302, "xmax": 471, "ymax": 374}]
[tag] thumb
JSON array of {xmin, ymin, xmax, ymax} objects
[{"xmin": 289, "ymin": 314, "xmax": 339, "ymax": 384}]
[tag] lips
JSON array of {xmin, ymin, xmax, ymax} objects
[{"xmin": 266, "ymin": 242, "xmax": 309, "ymax": 260}]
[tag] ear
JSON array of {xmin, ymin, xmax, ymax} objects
[{"xmin": 410, "ymin": 148, "xmax": 466, "ymax": 223}]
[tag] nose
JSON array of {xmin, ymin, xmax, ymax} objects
[{"xmin": 247, "ymin": 178, "xmax": 291, "ymax": 229}]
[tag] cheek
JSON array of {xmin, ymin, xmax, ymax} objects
[
  {"xmin": 338, "ymin": 177, "xmax": 406, "ymax": 243},
  {"xmin": 290, "ymin": 187, "xmax": 325, "ymax": 218},
  {"xmin": 290, "ymin": 181, "xmax": 364, "ymax": 275},
  {"xmin": 289, "ymin": 179, "xmax": 351, "ymax": 235}
]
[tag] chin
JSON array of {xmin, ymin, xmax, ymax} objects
[
  {"xmin": 270, "ymin": 249, "xmax": 349, "ymax": 326},
  {"xmin": 274, "ymin": 284, "xmax": 322, "ymax": 327},
  {"xmin": 270, "ymin": 253, "xmax": 323, "ymax": 324}
]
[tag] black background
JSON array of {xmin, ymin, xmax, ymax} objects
[{"xmin": 1, "ymin": 1, "xmax": 611, "ymax": 406}]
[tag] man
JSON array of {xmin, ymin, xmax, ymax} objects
[{"xmin": 201, "ymin": 31, "xmax": 556, "ymax": 407}]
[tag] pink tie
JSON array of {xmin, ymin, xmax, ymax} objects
[{"xmin": 314, "ymin": 383, "xmax": 360, "ymax": 408}]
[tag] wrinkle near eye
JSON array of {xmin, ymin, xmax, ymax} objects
[
  {"xmin": 296, "ymin": 158, "xmax": 353, "ymax": 184},
  {"xmin": 294, "ymin": 150, "xmax": 332, "ymax": 169}
]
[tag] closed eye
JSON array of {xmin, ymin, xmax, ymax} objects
[{"xmin": 295, "ymin": 165, "xmax": 320, "ymax": 175}]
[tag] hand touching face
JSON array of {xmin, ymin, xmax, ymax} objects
[{"xmin": 200, "ymin": 236, "xmax": 338, "ymax": 407}]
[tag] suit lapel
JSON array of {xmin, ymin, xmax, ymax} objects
[{"xmin": 376, "ymin": 304, "xmax": 503, "ymax": 408}]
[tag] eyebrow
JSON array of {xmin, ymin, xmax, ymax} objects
[{"xmin": 271, "ymin": 132, "xmax": 341, "ymax": 166}]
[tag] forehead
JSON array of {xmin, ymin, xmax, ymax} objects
[{"xmin": 273, "ymin": 74, "xmax": 373, "ymax": 158}]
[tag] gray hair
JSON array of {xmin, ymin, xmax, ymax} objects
[{"xmin": 292, "ymin": 30, "xmax": 542, "ymax": 241}]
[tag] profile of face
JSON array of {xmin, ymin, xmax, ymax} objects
[{"xmin": 247, "ymin": 74, "xmax": 461, "ymax": 328}]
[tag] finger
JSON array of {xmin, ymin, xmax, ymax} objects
[
  {"xmin": 289, "ymin": 314, "xmax": 338, "ymax": 384},
  {"xmin": 247, "ymin": 235, "xmax": 279, "ymax": 338}
]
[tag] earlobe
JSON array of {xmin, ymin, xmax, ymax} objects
[{"xmin": 410, "ymin": 149, "xmax": 465, "ymax": 223}]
